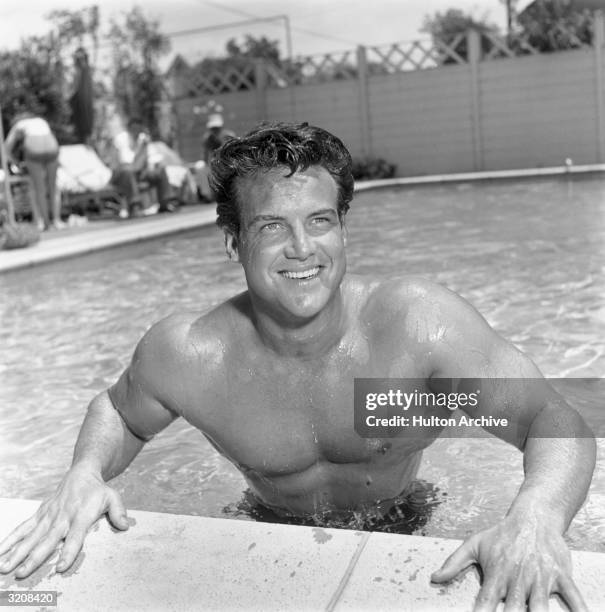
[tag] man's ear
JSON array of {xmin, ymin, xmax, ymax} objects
[{"xmin": 224, "ymin": 230, "xmax": 239, "ymax": 262}]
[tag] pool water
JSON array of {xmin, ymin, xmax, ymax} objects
[{"xmin": 1, "ymin": 175, "xmax": 604, "ymax": 551}]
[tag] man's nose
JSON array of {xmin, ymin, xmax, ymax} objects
[{"xmin": 285, "ymin": 225, "xmax": 313, "ymax": 259}]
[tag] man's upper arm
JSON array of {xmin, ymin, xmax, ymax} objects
[
  {"xmin": 421, "ymin": 281, "xmax": 560, "ymax": 447},
  {"xmin": 107, "ymin": 315, "xmax": 192, "ymax": 441}
]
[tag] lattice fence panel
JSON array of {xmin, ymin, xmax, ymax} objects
[
  {"xmin": 180, "ymin": 20, "xmax": 598, "ymax": 96},
  {"xmin": 265, "ymin": 50, "xmax": 358, "ymax": 87},
  {"xmin": 366, "ymin": 36, "xmax": 467, "ymax": 74},
  {"xmin": 480, "ymin": 25, "xmax": 589, "ymax": 62},
  {"xmin": 187, "ymin": 65, "xmax": 256, "ymax": 97}
]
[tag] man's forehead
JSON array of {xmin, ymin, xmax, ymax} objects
[
  {"xmin": 233, "ymin": 167, "xmax": 338, "ymax": 231},
  {"xmin": 237, "ymin": 166, "xmax": 336, "ymax": 200}
]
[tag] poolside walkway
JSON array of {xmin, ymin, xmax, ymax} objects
[
  {"xmin": 1, "ymin": 498, "xmax": 603, "ymax": 611},
  {"xmin": 0, "ymin": 205, "xmax": 217, "ymax": 274}
]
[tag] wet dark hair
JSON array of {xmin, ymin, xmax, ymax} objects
[{"xmin": 210, "ymin": 122, "xmax": 354, "ymax": 235}]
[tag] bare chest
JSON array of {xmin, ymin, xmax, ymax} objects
[{"xmin": 184, "ymin": 340, "xmax": 437, "ymax": 477}]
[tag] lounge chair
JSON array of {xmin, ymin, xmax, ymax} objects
[{"xmin": 57, "ymin": 145, "xmax": 122, "ymax": 216}]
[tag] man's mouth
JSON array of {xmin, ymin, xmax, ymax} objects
[{"xmin": 280, "ymin": 266, "xmax": 321, "ymax": 280}]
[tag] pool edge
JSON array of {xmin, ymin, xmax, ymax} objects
[
  {"xmin": 2, "ymin": 163, "xmax": 604, "ymax": 273},
  {"xmin": 0, "ymin": 497, "xmax": 602, "ymax": 611}
]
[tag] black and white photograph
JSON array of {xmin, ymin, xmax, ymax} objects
[{"xmin": 0, "ymin": 1, "xmax": 604, "ymax": 610}]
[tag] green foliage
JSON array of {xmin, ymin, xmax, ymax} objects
[
  {"xmin": 0, "ymin": 36, "xmax": 68, "ymax": 138},
  {"xmin": 515, "ymin": 0, "xmax": 593, "ymax": 51},
  {"xmin": 421, "ymin": 8, "xmax": 500, "ymax": 62},
  {"xmin": 108, "ymin": 6, "xmax": 170, "ymax": 70},
  {"xmin": 46, "ymin": 5, "xmax": 100, "ymax": 61},
  {"xmin": 226, "ymin": 35, "xmax": 280, "ymax": 63},
  {"xmin": 186, "ymin": 35, "xmax": 281, "ymax": 94},
  {"xmin": 0, "ymin": 4, "xmax": 171, "ymax": 144},
  {"xmin": 351, "ymin": 157, "xmax": 396, "ymax": 181},
  {"xmin": 107, "ymin": 6, "xmax": 171, "ymax": 136},
  {"xmin": 0, "ymin": 219, "xmax": 40, "ymax": 250}
]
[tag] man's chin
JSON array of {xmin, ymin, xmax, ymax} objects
[{"xmin": 274, "ymin": 293, "xmax": 332, "ymax": 323}]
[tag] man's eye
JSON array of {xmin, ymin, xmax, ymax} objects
[
  {"xmin": 312, "ymin": 217, "xmax": 331, "ymax": 225},
  {"xmin": 261, "ymin": 222, "xmax": 282, "ymax": 232}
]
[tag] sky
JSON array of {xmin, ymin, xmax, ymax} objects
[{"xmin": 0, "ymin": 0, "xmax": 533, "ymax": 68}]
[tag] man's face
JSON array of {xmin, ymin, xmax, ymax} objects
[{"xmin": 227, "ymin": 166, "xmax": 347, "ymax": 322}]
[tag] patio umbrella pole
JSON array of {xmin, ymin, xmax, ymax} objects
[{"xmin": 0, "ymin": 103, "xmax": 16, "ymax": 225}]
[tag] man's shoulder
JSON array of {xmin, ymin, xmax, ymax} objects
[
  {"xmin": 349, "ymin": 274, "xmax": 477, "ymax": 340},
  {"xmin": 141, "ymin": 295, "xmax": 249, "ymax": 360},
  {"xmin": 351, "ymin": 274, "xmax": 455, "ymax": 313}
]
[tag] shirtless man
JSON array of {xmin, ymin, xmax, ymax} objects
[{"xmin": 0, "ymin": 123, "xmax": 595, "ymax": 611}]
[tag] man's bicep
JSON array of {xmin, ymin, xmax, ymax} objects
[
  {"xmin": 454, "ymin": 333, "xmax": 563, "ymax": 446},
  {"xmin": 427, "ymin": 286, "xmax": 552, "ymax": 445},
  {"xmin": 108, "ymin": 357, "xmax": 178, "ymax": 442}
]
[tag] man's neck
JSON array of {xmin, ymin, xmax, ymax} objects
[{"xmin": 249, "ymin": 290, "xmax": 347, "ymax": 359}]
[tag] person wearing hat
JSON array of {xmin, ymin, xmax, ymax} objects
[
  {"xmin": 203, "ymin": 113, "xmax": 235, "ymax": 164},
  {"xmin": 194, "ymin": 114, "xmax": 236, "ymax": 202}
]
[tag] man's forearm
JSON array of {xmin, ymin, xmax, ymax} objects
[
  {"xmin": 508, "ymin": 406, "xmax": 596, "ymax": 532},
  {"xmin": 71, "ymin": 390, "xmax": 146, "ymax": 481}
]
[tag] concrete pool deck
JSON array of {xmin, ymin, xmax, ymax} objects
[
  {"xmin": 0, "ymin": 205, "xmax": 218, "ymax": 274},
  {"xmin": 1, "ymin": 498, "xmax": 604, "ymax": 611}
]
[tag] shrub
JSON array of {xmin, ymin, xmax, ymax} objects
[{"xmin": 351, "ymin": 157, "xmax": 396, "ymax": 180}]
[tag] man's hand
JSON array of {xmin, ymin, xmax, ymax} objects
[
  {"xmin": 431, "ymin": 516, "xmax": 587, "ymax": 612},
  {"xmin": 0, "ymin": 465, "xmax": 130, "ymax": 579}
]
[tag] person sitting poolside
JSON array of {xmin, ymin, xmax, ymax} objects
[
  {"xmin": 110, "ymin": 117, "xmax": 175, "ymax": 218},
  {"xmin": 0, "ymin": 122, "xmax": 595, "ymax": 611}
]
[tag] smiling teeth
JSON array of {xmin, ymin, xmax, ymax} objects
[{"xmin": 282, "ymin": 267, "xmax": 320, "ymax": 279}]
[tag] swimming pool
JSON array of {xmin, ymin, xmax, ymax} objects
[{"xmin": 1, "ymin": 175, "xmax": 604, "ymax": 551}]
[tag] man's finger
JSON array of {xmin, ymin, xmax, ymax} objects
[
  {"xmin": 473, "ymin": 576, "xmax": 505, "ymax": 612},
  {"xmin": 502, "ymin": 581, "xmax": 527, "ymax": 612},
  {"xmin": 527, "ymin": 582, "xmax": 550, "ymax": 612},
  {"xmin": 106, "ymin": 490, "xmax": 129, "ymax": 531},
  {"xmin": 431, "ymin": 540, "xmax": 477, "ymax": 583},
  {"xmin": 0, "ymin": 517, "xmax": 53, "ymax": 575},
  {"xmin": 557, "ymin": 575, "xmax": 589, "ymax": 612},
  {"xmin": 13, "ymin": 527, "xmax": 66, "ymax": 579},
  {"xmin": 0, "ymin": 515, "xmax": 39, "ymax": 557},
  {"xmin": 56, "ymin": 525, "xmax": 88, "ymax": 573}
]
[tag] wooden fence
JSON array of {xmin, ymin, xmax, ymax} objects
[{"xmin": 169, "ymin": 12, "xmax": 605, "ymax": 176}]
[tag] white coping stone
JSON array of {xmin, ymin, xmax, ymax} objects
[
  {"xmin": 0, "ymin": 208, "xmax": 217, "ymax": 273},
  {"xmin": 0, "ymin": 499, "xmax": 362, "ymax": 612},
  {"xmin": 334, "ymin": 530, "xmax": 605, "ymax": 612},
  {"xmin": 1, "ymin": 498, "xmax": 604, "ymax": 611}
]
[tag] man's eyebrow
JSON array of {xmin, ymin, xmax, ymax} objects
[
  {"xmin": 310, "ymin": 208, "xmax": 338, "ymax": 217},
  {"xmin": 247, "ymin": 214, "xmax": 284, "ymax": 228}
]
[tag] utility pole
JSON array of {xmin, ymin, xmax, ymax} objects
[
  {"xmin": 0, "ymin": 103, "xmax": 16, "ymax": 225},
  {"xmin": 500, "ymin": 0, "xmax": 516, "ymax": 39}
]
